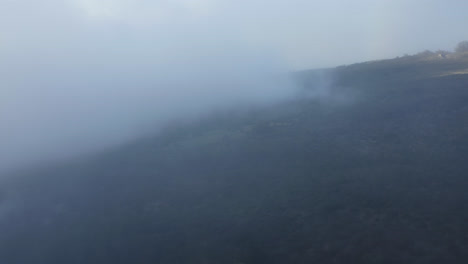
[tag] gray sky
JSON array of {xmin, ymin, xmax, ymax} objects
[
  {"xmin": 2, "ymin": 0, "xmax": 467, "ymax": 68},
  {"xmin": 1, "ymin": 0, "xmax": 467, "ymax": 172}
]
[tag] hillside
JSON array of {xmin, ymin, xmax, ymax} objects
[{"xmin": 1, "ymin": 52, "xmax": 468, "ymax": 263}]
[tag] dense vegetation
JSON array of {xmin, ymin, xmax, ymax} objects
[{"xmin": 1, "ymin": 51, "xmax": 468, "ymax": 263}]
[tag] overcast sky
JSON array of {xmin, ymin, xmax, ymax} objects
[
  {"xmin": 2, "ymin": 0, "xmax": 468, "ymax": 68},
  {"xmin": 1, "ymin": 0, "xmax": 468, "ymax": 172}
]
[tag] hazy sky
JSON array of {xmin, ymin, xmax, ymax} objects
[
  {"xmin": 2, "ymin": 0, "xmax": 468, "ymax": 68},
  {"xmin": 1, "ymin": 0, "xmax": 467, "ymax": 172}
]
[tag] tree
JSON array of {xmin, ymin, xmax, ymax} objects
[{"xmin": 455, "ymin": 41, "xmax": 468, "ymax": 53}]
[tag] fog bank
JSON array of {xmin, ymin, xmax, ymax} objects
[{"xmin": 0, "ymin": 0, "xmax": 296, "ymax": 172}]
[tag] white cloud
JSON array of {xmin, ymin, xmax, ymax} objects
[{"xmin": 0, "ymin": 0, "xmax": 293, "ymax": 172}]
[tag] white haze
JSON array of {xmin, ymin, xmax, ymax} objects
[
  {"xmin": 2, "ymin": 0, "xmax": 468, "ymax": 172},
  {"xmin": 0, "ymin": 0, "xmax": 296, "ymax": 172}
]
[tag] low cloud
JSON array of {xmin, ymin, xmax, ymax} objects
[{"xmin": 0, "ymin": 0, "xmax": 296, "ymax": 172}]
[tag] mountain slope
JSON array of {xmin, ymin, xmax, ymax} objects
[{"xmin": 1, "ymin": 53, "xmax": 468, "ymax": 264}]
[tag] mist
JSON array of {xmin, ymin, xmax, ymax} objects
[
  {"xmin": 3, "ymin": 1, "xmax": 468, "ymax": 263},
  {"xmin": 0, "ymin": 1, "xmax": 297, "ymax": 172},
  {"xmin": 3, "ymin": 0, "xmax": 468, "ymax": 172}
]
